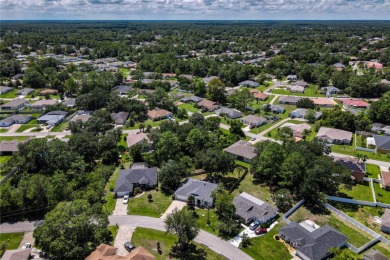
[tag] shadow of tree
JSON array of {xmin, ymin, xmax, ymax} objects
[{"xmin": 169, "ymin": 243, "xmax": 207, "ymax": 260}]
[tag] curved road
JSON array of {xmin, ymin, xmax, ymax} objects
[{"xmin": 0, "ymin": 215, "xmax": 253, "ymax": 260}]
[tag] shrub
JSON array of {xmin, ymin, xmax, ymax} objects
[{"xmin": 134, "ymin": 187, "xmax": 142, "ymax": 195}]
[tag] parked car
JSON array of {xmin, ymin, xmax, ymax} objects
[
  {"xmin": 124, "ymin": 242, "xmax": 135, "ymax": 252},
  {"xmin": 255, "ymin": 227, "xmax": 268, "ymax": 235},
  {"xmin": 123, "ymin": 195, "xmax": 129, "ymax": 204},
  {"xmin": 249, "ymin": 221, "xmax": 260, "ymax": 230},
  {"xmin": 22, "ymin": 243, "xmax": 31, "ymax": 249},
  {"xmin": 251, "ymin": 137, "xmax": 256, "ymax": 141}
]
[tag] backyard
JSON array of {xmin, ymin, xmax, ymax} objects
[
  {"xmin": 331, "ymin": 144, "xmax": 390, "ymax": 163},
  {"xmin": 131, "ymin": 227, "xmax": 225, "ymax": 260},
  {"xmin": 366, "ymin": 164, "xmax": 381, "ymax": 178},
  {"xmin": 337, "ymin": 181, "xmax": 374, "ymax": 201},
  {"xmin": 0, "ymin": 232, "xmax": 24, "ymax": 255},
  {"xmin": 374, "ymin": 183, "xmax": 390, "ymax": 204},
  {"xmin": 178, "ymin": 103, "xmax": 200, "ymax": 113},
  {"xmin": 127, "ymin": 189, "xmax": 172, "ymax": 218}
]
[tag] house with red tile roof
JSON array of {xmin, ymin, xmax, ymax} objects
[
  {"xmin": 339, "ymin": 99, "xmax": 370, "ymax": 108},
  {"xmin": 310, "ymin": 98, "xmax": 336, "ymax": 107},
  {"xmin": 366, "ymin": 61, "xmax": 383, "ymax": 70},
  {"xmin": 147, "ymin": 108, "xmax": 172, "ymax": 121}
]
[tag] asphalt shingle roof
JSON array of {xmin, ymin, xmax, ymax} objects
[
  {"xmin": 233, "ymin": 192, "xmax": 278, "ymax": 223},
  {"xmin": 114, "ymin": 164, "xmax": 158, "ymax": 193},
  {"xmin": 174, "ymin": 178, "xmax": 217, "ymax": 204},
  {"xmin": 223, "ymin": 140, "xmax": 256, "ymax": 160}
]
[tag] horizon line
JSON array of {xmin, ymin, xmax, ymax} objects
[{"xmin": 1, "ymin": 19, "xmax": 390, "ymax": 22}]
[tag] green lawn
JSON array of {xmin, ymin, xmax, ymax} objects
[
  {"xmin": 242, "ymin": 223, "xmax": 291, "ymax": 260},
  {"xmin": 0, "ymin": 136, "xmax": 29, "ymax": 141},
  {"xmin": 131, "ymin": 227, "xmax": 225, "ymax": 260},
  {"xmin": 119, "ymin": 67, "xmax": 131, "ymax": 77},
  {"xmin": 331, "ymin": 145, "xmax": 390, "ymax": 163},
  {"xmin": 16, "ymin": 119, "xmax": 39, "ymax": 133},
  {"xmin": 337, "ymin": 182, "xmax": 373, "ymax": 201},
  {"xmin": 0, "ymin": 232, "xmax": 24, "ymax": 255},
  {"xmin": 191, "ymin": 207, "xmax": 219, "ymax": 236},
  {"xmin": 0, "ymin": 129, "xmax": 8, "ymax": 133},
  {"xmin": 366, "ymin": 164, "xmax": 381, "ymax": 178},
  {"xmin": 124, "ymin": 119, "xmax": 166, "ymax": 130},
  {"xmin": 107, "ymin": 226, "xmax": 119, "ymax": 245},
  {"xmin": 178, "ymin": 103, "xmax": 200, "ymax": 113},
  {"xmin": 0, "ymin": 89, "xmax": 18, "ymax": 98},
  {"xmin": 374, "ymin": 183, "xmax": 390, "ymax": 204},
  {"xmin": 0, "ymin": 155, "xmax": 12, "ymax": 167},
  {"xmin": 128, "ymin": 189, "xmax": 172, "ymax": 218},
  {"xmin": 50, "ymin": 121, "xmax": 69, "ymax": 132},
  {"xmin": 267, "ymin": 120, "xmax": 311, "ymax": 139}
]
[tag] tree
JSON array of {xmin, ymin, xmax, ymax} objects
[
  {"xmin": 193, "ymin": 79, "xmax": 206, "ymax": 97},
  {"xmin": 155, "ymin": 131, "xmax": 181, "ymax": 163},
  {"xmin": 240, "ymin": 233, "xmax": 252, "ymax": 248},
  {"xmin": 273, "ymin": 189, "xmax": 294, "ymax": 212},
  {"xmin": 206, "ymin": 78, "xmax": 226, "ymax": 103},
  {"xmin": 304, "ymin": 109, "xmax": 317, "ymax": 124},
  {"xmin": 369, "ymin": 91, "xmax": 390, "ymax": 124},
  {"xmin": 189, "ymin": 112, "xmax": 205, "ymax": 127},
  {"xmin": 228, "ymin": 88, "xmax": 253, "ymax": 111},
  {"xmin": 68, "ymin": 132, "xmax": 99, "ymax": 163},
  {"xmin": 147, "ymin": 194, "xmax": 153, "ymax": 202},
  {"xmin": 164, "ymin": 208, "xmax": 200, "ymax": 250},
  {"xmin": 252, "ymin": 142, "xmax": 285, "ymax": 184},
  {"xmin": 205, "ymin": 116, "xmax": 221, "ymax": 131},
  {"xmin": 329, "ymin": 248, "xmax": 356, "ymax": 260},
  {"xmin": 187, "ymin": 195, "xmax": 195, "ymax": 211},
  {"xmin": 276, "ymin": 127, "xmax": 294, "ymax": 148},
  {"xmin": 159, "ymin": 160, "xmax": 186, "ymax": 194},
  {"xmin": 33, "ymin": 200, "xmax": 112, "ymax": 260},
  {"xmin": 213, "ymin": 188, "xmax": 240, "ymax": 239},
  {"xmin": 85, "ymin": 109, "xmax": 114, "ymax": 135},
  {"xmin": 297, "ymin": 98, "xmax": 315, "ymax": 109},
  {"xmin": 229, "ymin": 120, "xmax": 245, "ymax": 137}
]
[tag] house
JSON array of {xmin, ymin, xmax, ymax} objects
[
  {"xmin": 371, "ymin": 123, "xmax": 385, "ymax": 134},
  {"xmin": 141, "ymin": 79, "xmax": 155, "ymax": 84},
  {"xmin": 289, "ymin": 85, "xmax": 305, "ymax": 93},
  {"xmin": 381, "ymin": 209, "xmax": 390, "ymax": 234},
  {"xmin": 263, "ymin": 104, "xmax": 286, "ymax": 114},
  {"xmin": 316, "ymin": 127, "xmax": 353, "ymax": 145},
  {"xmin": 239, "ymin": 80, "xmax": 260, "ymax": 88},
  {"xmin": 367, "ymin": 62, "xmax": 383, "ymax": 70},
  {"xmin": 290, "ymin": 108, "xmax": 322, "ymax": 120},
  {"xmin": 39, "ymin": 88, "xmax": 58, "ymax": 95},
  {"xmin": 334, "ymin": 63, "xmax": 345, "ymax": 71},
  {"xmin": 339, "ymin": 99, "xmax": 370, "ymax": 108},
  {"xmin": 265, "ymin": 73, "xmax": 276, "ymax": 79},
  {"xmin": 214, "ymin": 107, "xmax": 242, "ymax": 119},
  {"xmin": 1, "ymin": 248, "xmax": 32, "ymax": 260},
  {"xmin": 126, "ymin": 133, "xmax": 151, "ymax": 150},
  {"xmin": 114, "ymin": 163, "xmax": 158, "ymax": 197},
  {"xmin": 287, "ymin": 75, "xmax": 298, "ymax": 81},
  {"xmin": 174, "ymin": 178, "xmax": 218, "ymax": 208},
  {"xmin": 70, "ymin": 112, "xmax": 91, "ymax": 123},
  {"xmin": 111, "ymin": 112, "xmax": 129, "ymax": 126},
  {"xmin": 240, "ymin": 115, "xmax": 267, "ymax": 127},
  {"xmin": 280, "ymin": 123, "xmax": 312, "ymax": 138},
  {"xmin": 372, "ymin": 135, "xmax": 390, "ymax": 154},
  {"xmin": 181, "ymin": 96, "xmax": 204, "ymax": 103},
  {"xmin": 0, "ymin": 98, "xmax": 28, "ymax": 110},
  {"xmin": 30, "ymin": 99, "xmax": 57, "ymax": 109},
  {"xmin": 197, "ymin": 99, "xmax": 220, "ymax": 111},
  {"xmin": 0, "ymin": 140, "xmax": 21, "ymax": 155},
  {"xmin": 233, "ymin": 192, "xmax": 278, "ymax": 224},
  {"xmin": 17, "ymin": 88, "xmax": 34, "ymax": 96},
  {"xmin": 383, "ymin": 126, "xmax": 390, "ymax": 136},
  {"xmin": 62, "ymin": 98, "xmax": 75, "ymax": 107},
  {"xmin": 291, "ymin": 81, "xmax": 309, "ymax": 88},
  {"xmin": 320, "ymin": 86, "xmax": 340, "ymax": 95},
  {"xmin": 363, "ymin": 249, "xmax": 389, "ymax": 260},
  {"xmin": 0, "ymin": 115, "xmax": 32, "ymax": 127},
  {"xmin": 334, "ymin": 157, "xmax": 366, "ymax": 183},
  {"xmin": 37, "ymin": 111, "xmax": 67, "ymax": 126},
  {"xmin": 202, "ymin": 76, "xmax": 219, "ymax": 84},
  {"xmin": 0, "ymin": 86, "xmax": 13, "ymax": 95},
  {"xmin": 223, "ymin": 140, "xmax": 256, "ymax": 162},
  {"xmin": 381, "ymin": 171, "xmax": 390, "ymax": 190},
  {"xmin": 279, "ymin": 222, "xmax": 348, "ymax": 260},
  {"xmin": 147, "ymin": 108, "xmax": 172, "ymax": 121},
  {"xmin": 310, "ymin": 98, "xmax": 336, "ymax": 107},
  {"xmin": 86, "ymin": 244, "xmax": 155, "ymax": 260},
  {"xmin": 113, "ymin": 85, "xmax": 132, "ymax": 96},
  {"xmin": 250, "ymin": 90, "xmax": 269, "ymax": 101},
  {"xmin": 162, "ymin": 73, "xmax": 176, "ymax": 79},
  {"xmin": 179, "ymin": 74, "xmax": 194, "ymax": 80},
  {"xmin": 278, "ymin": 96, "xmax": 302, "ymax": 105}
]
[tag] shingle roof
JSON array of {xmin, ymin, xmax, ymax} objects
[
  {"xmin": 215, "ymin": 107, "xmax": 242, "ymax": 118},
  {"xmin": 334, "ymin": 157, "xmax": 366, "ymax": 173},
  {"xmin": 111, "ymin": 112, "xmax": 129, "ymax": 125},
  {"xmin": 233, "ymin": 192, "xmax": 278, "ymax": 223},
  {"xmin": 181, "ymin": 96, "xmax": 204, "ymax": 103},
  {"xmin": 174, "ymin": 178, "xmax": 218, "ymax": 203},
  {"xmin": 316, "ymin": 127, "xmax": 353, "ymax": 142},
  {"xmin": 381, "ymin": 172, "xmax": 390, "ymax": 187},
  {"xmin": 1, "ymin": 248, "xmax": 32, "ymax": 260},
  {"xmin": 310, "ymin": 98, "xmax": 336, "ymax": 106},
  {"xmin": 114, "ymin": 164, "xmax": 158, "ymax": 193},
  {"xmin": 126, "ymin": 133, "xmax": 150, "ymax": 148},
  {"xmin": 239, "ymin": 80, "xmax": 260, "ymax": 87},
  {"xmin": 0, "ymin": 98, "xmax": 27, "ymax": 109},
  {"xmin": 147, "ymin": 109, "xmax": 172, "ymax": 119},
  {"xmin": 279, "ymin": 96, "xmax": 302, "ymax": 104},
  {"xmin": 382, "ymin": 209, "xmax": 390, "ymax": 229},
  {"xmin": 0, "ymin": 140, "xmax": 20, "ymax": 153},
  {"xmin": 374, "ymin": 135, "xmax": 390, "ymax": 150},
  {"xmin": 240, "ymin": 115, "xmax": 267, "ymax": 125},
  {"xmin": 30, "ymin": 99, "xmax": 57, "ymax": 108},
  {"xmin": 223, "ymin": 140, "xmax": 256, "ymax": 160},
  {"xmin": 364, "ymin": 249, "xmax": 389, "ymax": 260}
]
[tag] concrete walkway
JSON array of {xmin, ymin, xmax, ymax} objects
[
  {"xmin": 160, "ymin": 200, "xmax": 187, "ymax": 219},
  {"xmin": 114, "ymin": 225, "xmax": 136, "ymax": 256},
  {"xmin": 18, "ymin": 232, "xmax": 34, "ymax": 248},
  {"xmin": 112, "ymin": 199, "xmax": 128, "ymax": 215}
]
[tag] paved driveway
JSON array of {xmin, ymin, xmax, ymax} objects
[
  {"xmin": 114, "ymin": 226, "xmax": 135, "ymax": 256},
  {"xmin": 160, "ymin": 200, "xmax": 187, "ymax": 219},
  {"xmin": 5, "ymin": 124, "xmax": 21, "ymax": 133},
  {"xmin": 113, "ymin": 198, "xmax": 128, "ymax": 215},
  {"xmin": 18, "ymin": 232, "xmax": 34, "ymax": 248}
]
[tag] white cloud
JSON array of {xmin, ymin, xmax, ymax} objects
[{"xmin": 0, "ymin": 0, "xmax": 389, "ymax": 19}]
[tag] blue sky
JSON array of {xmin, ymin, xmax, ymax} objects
[{"xmin": 1, "ymin": 0, "xmax": 389, "ymax": 20}]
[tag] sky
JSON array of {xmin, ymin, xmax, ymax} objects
[{"xmin": 1, "ymin": 0, "xmax": 390, "ymax": 20}]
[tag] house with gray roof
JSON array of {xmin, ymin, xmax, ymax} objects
[
  {"xmin": 1, "ymin": 248, "xmax": 32, "ymax": 260},
  {"xmin": 291, "ymin": 81, "xmax": 309, "ymax": 88},
  {"xmin": 290, "ymin": 108, "xmax": 322, "ymax": 121},
  {"xmin": 363, "ymin": 249, "xmax": 388, "ymax": 260},
  {"xmin": 279, "ymin": 222, "xmax": 348, "ymax": 260},
  {"xmin": 0, "ymin": 98, "xmax": 28, "ymax": 110},
  {"xmin": 287, "ymin": 75, "xmax": 298, "ymax": 81},
  {"xmin": 371, "ymin": 123, "xmax": 385, "ymax": 134},
  {"xmin": 316, "ymin": 127, "xmax": 353, "ymax": 145},
  {"xmin": 373, "ymin": 135, "xmax": 390, "ymax": 154},
  {"xmin": 0, "ymin": 86, "xmax": 13, "ymax": 95},
  {"xmin": 0, "ymin": 140, "xmax": 22, "ymax": 155},
  {"xmin": 202, "ymin": 76, "xmax": 218, "ymax": 84},
  {"xmin": 233, "ymin": 192, "xmax": 278, "ymax": 224},
  {"xmin": 239, "ymin": 80, "xmax": 260, "ymax": 88},
  {"xmin": 181, "ymin": 96, "xmax": 204, "ymax": 103},
  {"xmin": 240, "ymin": 115, "xmax": 267, "ymax": 127},
  {"xmin": 278, "ymin": 96, "xmax": 302, "ymax": 105},
  {"xmin": 223, "ymin": 140, "xmax": 256, "ymax": 162},
  {"xmin": 174, "ymin": 178, "xmax": 218, "ymax": 208},
  {"xmin": 289, "ymin": 85, "xmax": 305, "ymax": 93},
  {"xmin": 30, "ymin": 99, "xmax": 57, "ymax": 109},
  {"xmin": 62, "ymin": 98, "xmax": 76, "ymax": 107},
  {"xmin": 320, "ymin": 86, "xmax": 340, "ymax": 96},
  {"xmin": 17, "ymin": 88, "xmax": 34, "ymax": 96},
  {"xmin": 113, "ymin": 85, "xmax": 132, "ymax": 96},
  {"xmin": 114, "ymin": 163, "xmax": 158, "ymax": 197},
  {"xmin": 111, "ymin": 112, "xmax": 129, "ymax": 126},
  {"xmin": 0, "ymin": 114, "xmax": 32, "ymax": 127},
  {"xmin": 37, "ymin": 111, "xmax": 67, "ymax": 126},
  {"xmin": 262, "ymin": 104, "xmax": 285, "ymax": 114},
  {"xmin": 214, "ymin": 107, "xmax": 242, "ymax": 119}
]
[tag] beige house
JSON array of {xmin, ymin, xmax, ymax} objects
[{"xmin": 316, "ymin": 127, "xmax": 353, "ymax": 144}]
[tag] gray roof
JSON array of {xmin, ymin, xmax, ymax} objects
[
  {"xmin": 233, "ymin": 192, "xmax": 278, "ymax": 223},
  {"xmin": 263, "ymin": 104, "xmax": 285, "ymax": 113},
  {"xmin": 291, "ymin": 81, "xmax": 309, "ymax": 87},
  {"xmin": 373, "ymin": 135, "xmax": 390, "ymax": 150},
  {"xmin": 70, "ymin": 114, "xmax": 91, "ymax": 123},
  {"xmin": 113, "ymin": 85, "xmax": 132, "ymax": 94},
  {"xmin": 114, "ymin": 164, "xmax": 158, "ymax": 193},
  {"xmin": 382, "ymin": 209, "xmax": 390, "ymax": 229},
  {"xmin": 17, "ymin": 88, "xmax": 34, "ymax": 95},
  {"xmin": 364, "ymin": 249, "xmax": 389, "ymax": 260},
  {"xmin": 278, "ymin": 96, "xmax": 302, "ymax": 104},
  {"xmin": 320, "ymin": 86, "xmax": 340, "ymax": 93},
  {"xmin": 174, "ymin": 178, "xmax": 218, "ymax": 203},
  {"xmin": 215, "ymin": 107, "xmax": 242, "ymax": 118},
  {"xmin": 0, "ymin": 140, "xmax": 20, "ymax": 153},
  {"xmin": 223, "ymin": 140, "xmax": 256, "ymax": 160},
  {"xmin": 0, "ymin": 86, "xmax": 13, "ymax": 93},
  {"xmin": 30, "ymin": 99, "xmax": 57, "ymax": 108},
  {"xmin": 290, "ymin": 108, "xmax": 322, "ymax": 119},
  {"xmin": 62, "ymin": 98, "xmax": 76, "ymax": 107},
  {"xmin": 334, "ymin": 157, "xmax": 366, "ymax": 173},
  {"xmin": 280, "ymin": 222, "xmax": 348, "ymax": 260},
  {"xmin": 181, "ymin": 96, "xmax": 204, "ymax": 103},
  {"xmin": 111, "ymin": 112, "xmax": 129, "ymax": 125},
  {"xmin": 0, "ymin": 98, "xmax": 27, "ymax": 109},
  {"xmin": 239, "ymin": 80, "xmax": 260, "ymax": 87},
  {"xmin": 240, "ymin": 115, "xmax": 267, "ymax": 125}
]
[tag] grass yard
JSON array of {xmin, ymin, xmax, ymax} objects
[
  {"xmin": 192, "ymin": 207, "xmax": 219, "ymax": 236},
  {"xmin": 0, "ymin": 136, "xmax": 29, "ymax": 141},
  {"xmin": 119, "ymin": 68, "xmax": 131, "ymax": 77},
  {"xmin": 242, "ymin": 223, "xmax": 291, "ymax": 260},
  {"xmin": 0, "ymin": 89, "xmax": 18, "ymax": 98},
  {"xmin": 131, "ymin": 227, "xmax": 225, "ymax": 260},
  {"xmin": 337, "ymin": 181, "xmax": 374, "ymax": 201},
  {"xmin": 366, "ymin": 164, "xmax": 381, "ymax": 178},
  {"xmin": 0, "ymin": 155, "xmax": 12, "ymax": 168},
  {"xmin": 107, "ymin": 226, "xmax": 119, "ymax": 245},
  {"xmin": 0, "ymin": 129, "xmax": 8, "ymax": 133},
  {"xmin": 178, "ymin": 103, "xmax": 200, "ymax": 113},
  {"xmin": 128, "ymin": 189, "xmax": 172, "ymax": 218},
  {"xmin": 374, "ymin": 183, "xmax": 390, "ymax": 204},
  {"xmin": 125, "ymin": 119, "xmax": 166, "ymax": 130},
  {"xmin": 50, "ymin": 121, "xmax": 69, "ymax": 132},
  {"xmin": 289, "ymin": 206, "xmax": 372, "ymax": 248},
  {"xmin": 0, "ymin": 232, "xmax": 24, "ymax": 255},
  {"xmin": 267, "ymin": 119, "xmax": 311, "ymax": 139},
  {"xmin": 331, "ymin": 145, "xmax": 390, "ymax": 163}
]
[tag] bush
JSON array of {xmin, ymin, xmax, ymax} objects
[
  {"xmin": 147, "ymin": 194, "xmax": 153, "ymax": 202},
  {"xmin": 134, "ymin": 187, "xmax": 142, "ymax": 195}
]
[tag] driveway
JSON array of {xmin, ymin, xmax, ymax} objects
[
  {"xmin": 18, "ymin": 232, "xmax": 34, "ymax": 248},
  {"xmin": 5, "ymin": 124, "xmax": 21, "ymax": 133},
  {"xmin": 114, "ymin": 225, "xmax": 136, "ymax": 256},
  {"xmin": 113, "ymin": 199, "xmax": 128, "ymax": 215},
  {"xmin": 160, "ymin": 200, "xmax": 187, "ymax": 219}
]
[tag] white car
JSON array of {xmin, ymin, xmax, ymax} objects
[
  {"xmin": 22, "ymin": 243, "xmax": 31, "ymax": 249},
  {"xmin": 123, "ymin": 195, "xmax": 129, "ymax": 204}
]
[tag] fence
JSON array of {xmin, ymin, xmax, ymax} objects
[
  {"xmin": 282, "ymin": 200, "xmax": 305, "ymax": 224},
  {"xmin": 327, "ymin": 196, "xmax": 390, "ymax": 208},
  {"xmin": 0, "ymin": 168, "xmax": 18, "ymax": 185}
]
